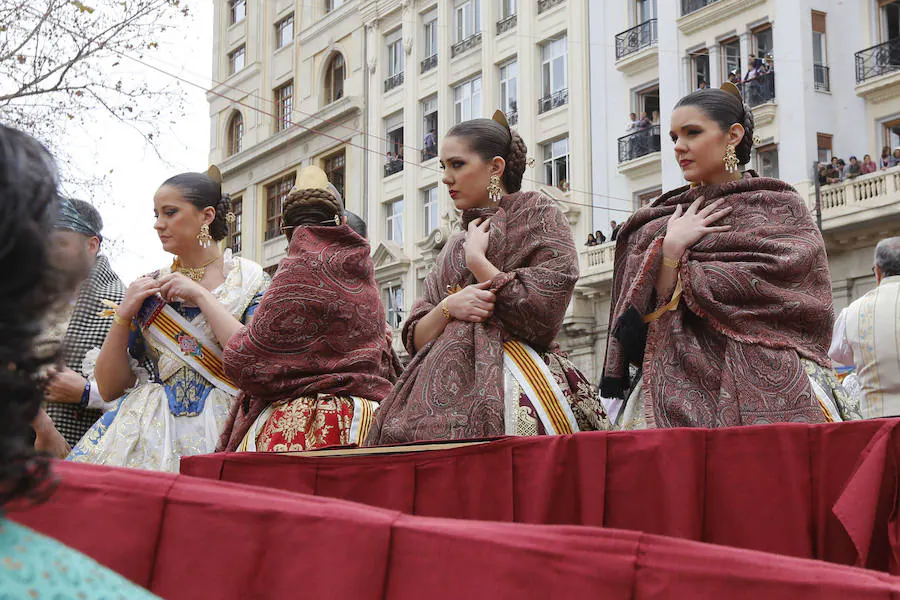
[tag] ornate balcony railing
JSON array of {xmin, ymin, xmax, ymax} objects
[
  {"xmin": 810, "ymin": 166, "xmax": 900, "ymax": 230},
  {"xmin": 384, "ymin": 72, "xmax": 404, "ymax": 93},
  {"xmin": 736, "ymin": 71, "xmax": 775, "ymax": 107},
  {"xmin": 496, "ymin": 13, "xmax": 517, "ymax": 35},
  {"xmin": 537, "ymin": 0, "xmax": 565, "ymax": 14},
  {"xmin": 618, "ymin": 124, "xmax": 661, "ymax": 163},
  {"xmin": 384, "ymin": 160, "xmax": 404, "ymax": 177},
  {"xmin": 814, "ymin": 64, "xmax": 830, "ymax": 92},
  {"xmin": 681, "ymin": 0, "xmax": 722, "ymax": 16},
  {"xmin": 855, "ymin": 38, "xmax": 900, "ymax": 84},
  {"xmin": 538, "ymin": 88, "xmax": 568, "ymax": 114},
  {"xmin": 451, "ymin": 32, "xmax": 482, "ymax": 58},
  {"xmin": 420, "ymin": 54, "xmax": 437, "ymax": 74},
  {"xmin": 580, "ymin": 241, "xmax": 617, "ymax": 280},
  {"xmin": 615, "ymin": 19, "xmax": 658, "ymax": 61}
]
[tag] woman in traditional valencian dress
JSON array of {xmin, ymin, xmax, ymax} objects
[
  {"xmin": 69, "ymin": 170, "xmax": 268, "ymax": 471},
  {"xmin": 367, "ymin": 111, "xmax": 607, "ymax": 444},
  {"xmin": 601, "ymin": 84, "xmax": 860, "ymax": 429},
  {"xmin": 218, "ymin": 167, "xmax": 397, "ymax": 452}
]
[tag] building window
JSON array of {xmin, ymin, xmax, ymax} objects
[
  {"xmin": 385, "ymin": 284, "xmax": 404, "ymax": 329},
  {"xmin": 690, "ymin": 50, "xmax": 710, "ymax": 89},
  {"xmin": 500, "ymin": 0, "xmax": 517, "ymax": 18},
  {"xmin": 325, "ymin": 0, "xmax": 345, "ymax": 13},
  {"xmin": 275, "ymin": 14, "xmax": 294, "ymax": 49},
  {"xmin": 323, "ymin": 150, "xmax": 346, "ymax": 201},
  {"xmin": 454, "ymin": 0, "xmax": 482, "ymax": 42},
  {"xmin": 422, "ymin": 186, "xmax": 439, "ymax": 236},
  {"xmin": 386, "ymin": 198, "xmax": 404, "ymax": 244},
  {"xmin": 883, "ymin": 1, "xmax": 900, "ymax": 42},
  {"xmin": 324, "ymin": 53, "xmax": 345, "ymax": 104},
  {"xmin": 635, "ymin": 0, "xmax": 657, "ymax": 24},
  {"xmin": 816, "ymin": 132, "xmax": 833, "ymax": 164},
  {"xmin": 385, "ymin": 112, "xmax": 404, "ymax": 176},
  {"xmin": 539, "ymin": 36, "xmax": 567, "ymax": 113},
  {"xmin": 635, "ymin": 85, "xmax": 660, "ymax": 123},
  {"xmin": 228, "ymin": 45, "xmax": 245, "ymax": 75},
  {"xmin": 227, "ymin": 112, "xmax": 243, "ymax": 157},
  {"xmin": 720, "ymin": 37, "xmax": 741, "ymax": 82},
  {"xmin": 424, "ymin": 12, "xmax": 438, "ymax": 60},
  {"xmin": 635, "ymin": 187, "xmax": 661, "ymax": 209},
  {"xmin": 265, "ymin": 174, "xmax": 295, "ymax": 241},
  {"xmin": 454, "ymin": 75, "xmax": 482, "ymax": 124},
  {"xmin": 229, "ymin": 0, "xmax": 246, "ymax": 25},
  {"xmin": 228, "ymin": 197, "xmax": 243, "ymax": 254},
  {"xmin": 755, "ymin": 144, "xmax": 779, "ymax": 179},
  {"xmin": 499, "ymin": 59, "xmax": 518, "ymax": 124},
  {"xmin": 275, "ymin": 81, "xmax": 293, "ymax": 132},
  {"xmin": 884, "ymin": 118, "xmax": 900, "ymax": 151},
  {"xmin": 752, "ymin": 24, "xmax": 773, "ymax": 60},
  {"xmin": 812, "ymin": 10, "xmax": 829, "ymax": 93},
  {"xmin": 543, "ymin": 137, "xmax": 569, "ymax": 191},
  {"xmin": 422, "ymin": 96, "xmax": 438, "ymax": 160},
  {"xmin": 387, "ymin": 33, "xmax": 404, "ymax": 77}
]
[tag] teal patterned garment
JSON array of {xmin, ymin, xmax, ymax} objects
[{"xmin": 0, "ymin": 518, "xmax": 158, "ymax": 599}]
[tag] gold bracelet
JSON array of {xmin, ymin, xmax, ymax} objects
[
  {"xmin": 662, "ymin": 256, "xmax": 681, "ymax": 269},
  {"xmin": 113, "ymin": 312, "xmax": 131, "ymax": 328},
  {"xmin": 440, "ymin": 298, "xmax": 452, "ymax": 321}
]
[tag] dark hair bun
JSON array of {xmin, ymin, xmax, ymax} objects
[
  {"xmin": 210, "ymin": 193, "xmax": 231, "ymax": 241},
  {"xmin": 736, "ymin": 103, "xmax": 755, "ymax": 164},
  {"xmin": 503, "ymin": 130, "xmax": 527, "ymax": 193}
]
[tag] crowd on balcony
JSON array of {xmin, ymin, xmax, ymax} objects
[
  {"xmin": 584, "ymin": 221, "xmax": 622, "ymax": 247},
  {"xmin": 818, "ymin": 149, "xmax": 897, "ymax": 185},
  {"xmin": 626, "ymin": 111, "xmax": 659, "ymax": 132}
]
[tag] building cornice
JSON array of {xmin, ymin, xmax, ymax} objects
[
  {"xmin": 855, "ymin": 71, "xmax": 900, "ymax": 104},
  {"xmin": 677, "ymin": 0, "xmax": 766, "ymax": 36}
]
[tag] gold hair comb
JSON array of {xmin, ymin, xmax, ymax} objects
[
  {"xmin": 719, "ymin": 81, "xmax": 743, "ymax": 101},
  {"xmin": 491, "ymin": 109, "xmax": 511, "ymax": 131},
  {"xmin": 207, "ymin": 165, "xmax": 223, "ymax": 184}
]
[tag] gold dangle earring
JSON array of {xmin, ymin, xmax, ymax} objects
[
  {"xmin": 723, "ymin": 144, "xmax": 740, "ymax": 173},
  {"xmin": 487, "ymin": 174, "xmax": 502, "ymax": 203},
  {"xmin": 197, "ymin": 223, "xmax": 213, "ymax": 248}
]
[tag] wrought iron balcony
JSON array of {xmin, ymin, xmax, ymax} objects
[
  {"xmin": 618, "ymin": 124, "xmax": 661, "ymax": 163},
  {"xmin": 496, "ymin": 13, "xmax": 517, "ymax": 35},
  {"xmin": 855, "ymin": 38, "xmax": 900, "ymax": 84},
  {"xmin": 420, "ymin": 54, "xmax": 437, "ymax": 74},
  {"xmin": 537, "ymin": 0, "xmax": 565, "ymax": 14},
  {"xmin": 384, "ymin": 159, "xmax": 404, "ymax": 177},
  {"xmin": 384, "ymin": 72, "xmax": 404, "ymax": 93},
  {"xmin": 814, "ymin": 64, "xmax": 830, "ymax": 92},
  {"xmin": 681, "ymin": 0, "xmax": 722, "ymax": 16},
  {"xmin": 736, "ymin": 71, "xmax": 775, "ymax": 107},
  {"xmin": 615, "ymin": 19, "xmax": 658, "ymax": 60},
  {"xmin": 538, "ymin": 88, "xmax": 568, "ymax": 114},
  {"xmin": 451, "ymin": 32, "xmax": 482, "ymax": 58}
]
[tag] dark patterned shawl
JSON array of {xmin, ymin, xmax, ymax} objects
[
  {"xmin": 601, "ymin": 174, "xmax": 835, "ymax": 428},
  {"xmin": 366, "ymin": 191, "xmax": 579, "ymax": 445},
  {"xmin": 47, "ymin": 255, "xmax": 124, "ymax": 446},
  {"xmin": 218, "ymin": 225, "xmax": 397, "ymax": 451}
]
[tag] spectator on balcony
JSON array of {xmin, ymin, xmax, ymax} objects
[
  {"xmin": 861, "ymin": 154, "xmax": 877, "ymax": 175},
  {"xmin": 743, "ymin": 58, "xmax": 764, "ymax": 83},
  {"xmin": 829, "ymin": 237, "xmax": 900, "ymax": 419},
  {"xmin": 602, "ymin": 84, "xmax": 859, "ymax": 430},
  {"xmin": 424, "ymin": 129, "xmax": 437, "ymax": 160},
  {"xmin": 728, "ymin": 70, "xmax": 741, "ymax": 85},
  {"xmin": 762, "ymin": 54, "xmax": 774, "ymax": 74},
  {"xmin": 595, "ymin": 229, "xmax": 607, "ymax": 244},
  {"xmin": 881, "ymin": 146, "xmax": 892, "ymax": 169},
  {"xmin": 818, "ymin": 163, "xmax": 829, "ymax": 186},
  {"xmin": 651, "ymin": 110, "xmax": 660, "ymax": 124},
  {"xmin": 610, "ymin": 220, "xmax": 621, "ymax": 241},
  {"xmin": 698, "ymin": 80, "xmax": 709, "ymax": 90},
  {"xmin": 627, "ymin": 112, "xmax": 639, "ymax": 131},
  {"xmin": 847, "ymin": 156, "xmax": 862, "ymax": 179},
  {"xmin": 890, "ymin": 147, "xmax": 900, "ymax": 168},
  {"xmin": 585, "ymin": 233, "xmax": 598, "ymax": 247},
  {"xmin": 636, "ymin": 112, "xmax": 652, "ymax": 129},
  {"xmin": 837, "ymin": 158, "xmax": 849, "ymax": 179}
]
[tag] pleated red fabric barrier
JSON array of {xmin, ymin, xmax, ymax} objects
[
  {"xmin": 9, "ymin": 461, "xmax": 900, "ymax": 599},
  {"xmin": 181, "ymin": 419, "xmax": 900, "ymax": 572}
]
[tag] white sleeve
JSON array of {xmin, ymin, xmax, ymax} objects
[
  {"xmin": 828, "ymin": 308, "xmax": 855, "ymax": 367},
  {"xmin": 86, "ymin": 382, "xmax": 118, "ymax": 412}
]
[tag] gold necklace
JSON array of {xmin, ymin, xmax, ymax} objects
[{"xmin": 172, "ymin": 255, "xmax": 219, "ymax": 282}]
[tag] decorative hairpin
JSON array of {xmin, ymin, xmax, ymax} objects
[
  {"xmin": 526, "ymin": 157, "xmax": 535, "ymax": 168},
  {"xmin": 491, "ymin": 109, "xmax": 511, "ymax": 132},
  {"xmin": 226, "ymin": 212, "xmax": 236, "ymax": 224},
  {"xmin": 752, "ymin": 135, "xmax": 762, "ymax": 147},
  {"xmin": 207, "ymin": 165, "xmax": 223, "ymax": 184}
]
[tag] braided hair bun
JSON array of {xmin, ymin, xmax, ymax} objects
[{"xmin": 283, "ymin": 188, "xmax": 342, "ymax": 228}]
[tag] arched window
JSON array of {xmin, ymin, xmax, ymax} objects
[
  {"xmin": 324, "ymin": 53, "xmax": 345, "ymax": 104},
  {"xmin": 227, "ymin": 112, "xmax": 243, "ymax": 157}
]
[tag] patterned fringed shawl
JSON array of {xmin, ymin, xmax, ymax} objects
[
  {"xmin": 218, "ymin": 225, "xmax": 396, "ymax": 451},
  {"xmin": 601, "ymin": 174, "xmax": 836, "ymax": 428},
  {"xmin": 366, "ymin": 191, "xmax": 579, "ymax": 444}
]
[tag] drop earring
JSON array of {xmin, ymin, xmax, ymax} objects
[
  {"xmin": 487, "ymin": 174, "xmax": 502, "ymax": 203},
  {"xmin": 197, "ymin": 223, "xmax": 213, "ymax": 248},
  {"xmin": 723, "ymin": 144, "xmax": 740, "ymax": 173}
]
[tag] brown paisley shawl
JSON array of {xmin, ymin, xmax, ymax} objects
[
  {"xmin": 218, "ymin": 225, "xmax": 396, "ymax": 451},
  {"xmin": 601, "ymin": 174, "xmax": 836, "ymax": 428},
  {"xmin": 365, "ymin": 191, "xmax": 579, "ymax": 444}
]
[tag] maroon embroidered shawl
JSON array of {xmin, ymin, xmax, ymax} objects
[
  {"xmin": 366, "ymin": 191, "xmax": 579, "ymax": 445},
  {"xmin": 601, "ymin": 174, "xmax": 835, "ymax": 427},
  {"xmin": 218, "ymin": 225, "xmax": 396, "ymax": 451}
]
